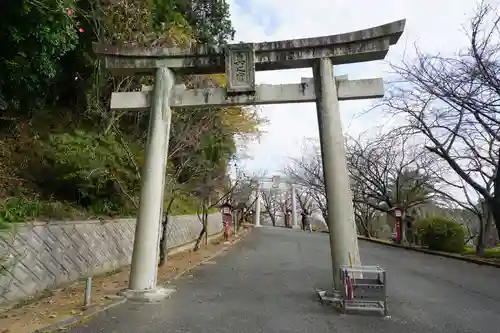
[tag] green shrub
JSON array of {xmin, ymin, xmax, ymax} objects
[
  {"xmin": 413, "ymin": 216, "xmax": 465, "ymax": 253},
  {"xmin": 0, "ymin": 0, "xmax": 80, "ymax": 110},
  {"xmin": 26, "ymin": 130, "xmax": 141, "ymax": 216},
  {"xmin": 166, "ymin": 193, "xmax": 216, "ymax": 216},
  {"xmin": 168, "ymin": 194, "xmax": 200, "ymax": 216}
]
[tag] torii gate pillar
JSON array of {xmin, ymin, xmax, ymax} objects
[
  {"xmin": 290, "ymin": 184, "xmax": 298, "ymax": 229},
  {"xmin": 314, "ymin": 58, "xmax": 361, "ymax": 288},
  {"xmin": 125, "ymin": 68, "xmax": 175, "ymax": 301},
  {"xmin": 254, "ymin": 182, "xmax": 262, "ymax": 228}
]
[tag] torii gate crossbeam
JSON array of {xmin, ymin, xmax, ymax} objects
[{"xmin": 94, "ymin": 18, "xmax": 405, "ymax": 302}]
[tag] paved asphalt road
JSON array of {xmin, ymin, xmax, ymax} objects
[{"xmin": 65, "ymin": 227, "xmax": 500, "ymax": 333}]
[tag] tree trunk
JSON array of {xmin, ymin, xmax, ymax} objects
[
  {"xmin": 321, "ymin": 210, "xmax": 328, "ymax": 224},
  {"xmin": 476, "ymin": 214, "xmax": 485, "ymax": 257},
  {"xmin": 358, "ymin": 217, "xmax": 371, "ymax": 238},
  {"xmin": 270, "ymin": 213, "xmax": 276, "ymax": 226},
  {"xmin": 158, "ymin": 214, "xmax": 170, "ymax": 266},
  {"xmin": 158, "ymin": 197, "xmax": 176, "ymax": 267},
  {"xmin": 237, "ymin": 210, "xmax": 245, "ymax": 232},
  {"xmin": 204, "ymin": 208, "xmax": 208, "ymax": 246},
  {"xmin": 194, "ymin": 202, "xmax": 208, "ymax": 251},
  {"xmin": 194, "ymin": 219, "xmax": 207, "ymax": 251},
  {"xmin": 484, "ymin": 211, "xmax": 494, "ymax": 248},
  {"xmin": 400, "ymin": 211, "xmax": 408, "ymax": 245},
  {"xmin": 488, "ymin": 198, "xmax": 500, "ymax": 241},
  {"xmin": 233, "ymin": 210, "xmax": 238, "ymax": 235},
  {"xmin": 235, "ymin": 209, "xmax": 243, "ymax": 234}
]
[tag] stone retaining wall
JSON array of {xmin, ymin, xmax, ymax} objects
[{"xmin": 0, "ymin": 213, "xmax": 222, "ymax": 307}]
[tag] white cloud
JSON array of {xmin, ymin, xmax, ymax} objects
[{"xmin": 228, "ymin": 0, "xmax": 487, "ymax": 176}]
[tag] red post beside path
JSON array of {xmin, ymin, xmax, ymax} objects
[
  {"xmin": 220, "ymin": 203, "xmax": 233, "ymax": 241},
  {"xmin": 392, "ymin": 208, "xmax": 402, "ymax": 243},
  {"xmin": 225, "ymin": 215, "xmax": 231, "ymax": 239},
  {"xmin": 395, "ymin": 219, "xmax": 401, "ymax": 242}
]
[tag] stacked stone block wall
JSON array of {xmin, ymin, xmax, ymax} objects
[{"xmin": 0, "ymin": 213, "xmax": 222, "ymax": 307}]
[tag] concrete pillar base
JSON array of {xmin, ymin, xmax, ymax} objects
[
  {"xmin": 291, "ymin": 225, "xmax": 301, "ymax": 229},
  {"xmin": 254, "ymin": 224, "xmax": 262, "ymax": 228},
  {"xmin": 120, "ymin": 287, "xmax": 175, "ymax": 303},
  {"xmin": 316, "ymin": 289, "xmax": 341, "ymax": 305}
]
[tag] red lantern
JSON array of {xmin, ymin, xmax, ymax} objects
[
  {"xmin": 393, "ymin": 208, "xmax": 402, "ymax": 242},
  {"xmin": 220, "ymin": 202, "xmax": 233, "ymax": 241}
]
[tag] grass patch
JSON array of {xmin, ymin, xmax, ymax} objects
[
  {"xmin": 0, "ymin": 197, "xmax": 88, "ymax": 229},
  {"xmin": 462, "ymin": 246, "xmax": 500, "ymax": 259}
]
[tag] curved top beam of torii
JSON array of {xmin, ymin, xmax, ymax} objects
[{"xmin": 93, "ymin": 19, "xmax": 405, "ymax": 76}]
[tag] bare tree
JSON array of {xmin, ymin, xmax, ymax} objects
[
  {"xmin": 279, "ymin": 191, "xmax": 293, "ymax": 227},
  {"xmin": 193, "ymin": 176, "xmax": 236, "ymax": 251},
  {"xmin": 424, "ymin": 160, "xmax": 498, "ymax": 255},
  {"xmin": 226, "ymin": 172, "xmax": 261, "ymax": 231},
  {"xmin": 286, "ymin": 134, "xmax": 436, "ymax": 238},
  {"xmin": 190, "ymin": 169, "xmax": 258, "ymax": 251},
  {"xmin": 294, "ymin": 186, "xmax": 312, "ymax": 211},
  {"xmin": 346, "ymin": 133, "xmax": 436, "ymax": 214},
  {"xmin": 285, "ymin": 142, "xmax": 328, "ymax": 221},
  {"xmin": 345, "ymin": 132, "xmax": 437, "ymax": 243},
  {"xmin": 261, "ymin": 189, "xmax": 280, "ymax": 226},
  {"xmin": 354, "ymin": 202, "xmax": 379, "ymax": 238},
  {"xmin": 158, "ymin": 107, "xmax": 222, "ymax": 266},
  {"xmin": 383, "ymin": 2, "xmax": 500, "ymax": 240}
]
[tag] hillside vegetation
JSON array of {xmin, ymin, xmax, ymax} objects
[{"xmin": 0, "ymin": 0, "xmax": 264, "ymax": 227}]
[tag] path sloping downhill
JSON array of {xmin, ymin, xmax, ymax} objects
[{"xmin": 65, "ymin": 227, "xmax": 500, "ymax": 333}]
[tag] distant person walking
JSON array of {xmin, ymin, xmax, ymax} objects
[{"xmin": 301, "ymin": 210, "xmax": 312, "ymax": 232}]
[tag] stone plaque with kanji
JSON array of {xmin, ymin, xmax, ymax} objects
[{"xmin": 225, "ymin": 43, "xmax": 256, "ymax": 94}]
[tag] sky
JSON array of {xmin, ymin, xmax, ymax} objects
[{"xmin": 226, "ymin": 0, "xmax": 488, "ymax": 177}]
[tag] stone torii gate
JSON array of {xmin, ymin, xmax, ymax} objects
[
  {"xmin": 252, "ymin": 176, "xmax": 299, "ymax": 229},
  {"xmin": 94, "ymin": 19, "xmax": 405, "ymax": 301}
]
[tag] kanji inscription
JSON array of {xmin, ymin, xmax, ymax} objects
[{"xmin": 225, "ymin": 43, "xmax": 256, "ymax": 94}]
